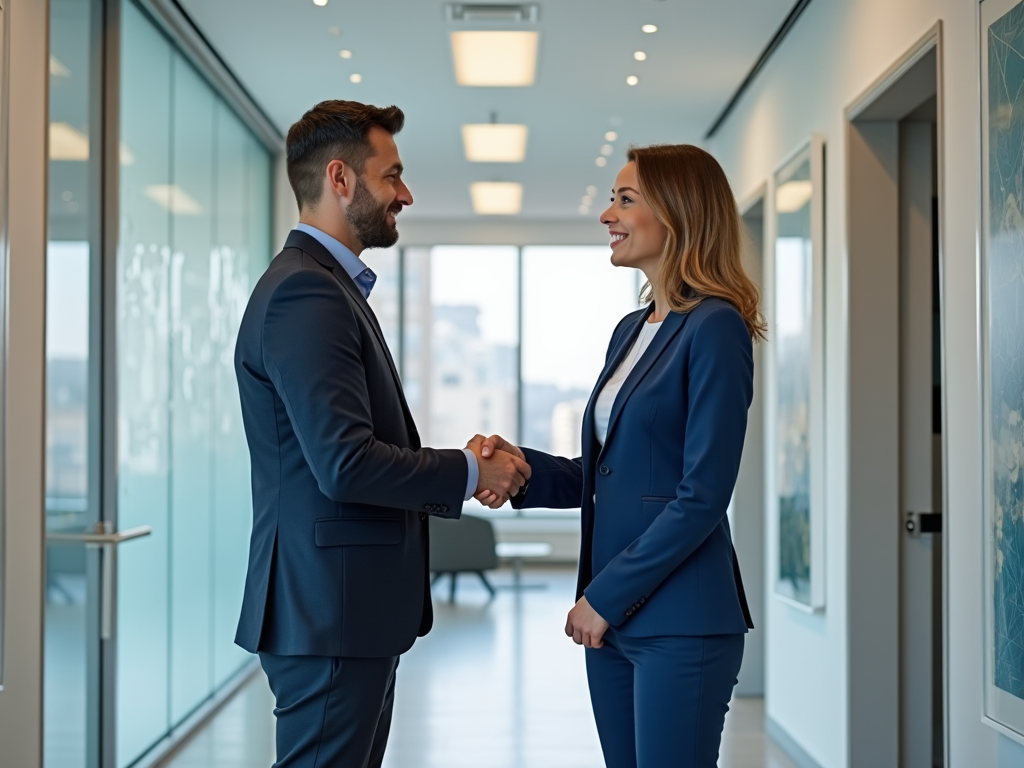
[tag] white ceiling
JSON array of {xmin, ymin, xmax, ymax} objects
[{"xmin": 179, "ymin": 0, "xmax": 794, "ymax": 220}]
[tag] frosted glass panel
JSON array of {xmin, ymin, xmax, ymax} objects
[
  {"xmin": 116, "ymin": 2, "xmax": 172, "ymax": 763},
  {"xmin": 168, "ymin": 54, "xmax": 215, "ymax": 724},
  {"xmin": 116, "ymin": 2, "xmax": 273, "ymax": 764}
]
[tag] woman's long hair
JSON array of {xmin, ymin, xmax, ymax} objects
[{"xmin": 629, "ymin": 144, "xmax": 767, "ymax": 341}]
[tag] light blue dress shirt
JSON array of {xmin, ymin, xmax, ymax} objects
[{"xmin": 295, "ymin": 223, "xmax": 479, "ymax": 501}]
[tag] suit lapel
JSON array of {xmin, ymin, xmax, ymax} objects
[
  {"xmin": 285, "ymin": 230, "xmax": 420, "ymax": 445},
  {"xmin": 581, "ymin": 307, "xmax": 652, "ymax": 467},
  {"xmin": 599, "ymin": 309, "xmax": 688, "ymax": 454}
]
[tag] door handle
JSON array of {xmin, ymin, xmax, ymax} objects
[
  {"xmin": 904, "ymin": 511, "xmax": 942, "ymax": 536},
  {"xmin": 47, "ymin": 523, "xmax": 153, "ymax": 639}
]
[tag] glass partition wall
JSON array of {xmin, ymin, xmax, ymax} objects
[
  {"xmin": 115, "ymin": 2, "xmax": 271, "ymax": 765},
  {"xmin": 44, "ymin": 2, "xmax": 273, "ymax": 767}
]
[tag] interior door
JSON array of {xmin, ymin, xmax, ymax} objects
[{"xmin": 899, "ymin": 117, "xmax": 943, "ymax": 768}]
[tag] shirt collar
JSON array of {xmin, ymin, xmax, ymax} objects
[{"xmin": 295, "ymin": 223, "xmax": 376, "ymax": 299}]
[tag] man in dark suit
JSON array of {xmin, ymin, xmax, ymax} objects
[{"xmin": 234, "ymin": 100, "xmax": 530, "ymax": 767}]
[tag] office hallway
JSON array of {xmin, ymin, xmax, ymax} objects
[{"xmin": 161, "ymin": 567, "xmax": 796, "ymax": 768}]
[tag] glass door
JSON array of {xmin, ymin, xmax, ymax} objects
[{"xmin": 44, "ymin": 2, "xmax": 105, "ymax": 766}]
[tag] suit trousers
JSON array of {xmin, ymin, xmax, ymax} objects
[
  {"xmin": 259, "ymin": 652, "xmax": 400, "ymax": 768},
  {"xmin": 585, "ymin": 631, "xmax": 744, "ymax": 768}
]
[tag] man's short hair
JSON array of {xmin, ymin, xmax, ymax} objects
[{"xmin": 286, "ymin": 100, "xmax": 405, "ymax": 210}]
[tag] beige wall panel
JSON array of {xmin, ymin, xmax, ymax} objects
[{"xmin": 0, "ymin": 0, "xmax": 49, "ymax": 764}]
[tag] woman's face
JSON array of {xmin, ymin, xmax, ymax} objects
[{"xmin": 600, "ymin": 161, "xmax": 669, "ymax": 276}]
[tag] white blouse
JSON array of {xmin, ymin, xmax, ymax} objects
[{"xmin": 594, "ymin": 319, "xmax": 664, "ymax": 446}]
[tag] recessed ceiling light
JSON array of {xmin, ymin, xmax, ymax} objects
[
  {"xmin": 471, "ymin": 182, "xmax": 523, "ymax": 215},
  {"xmin": 600, "ymin": 144, "xmax": 614, "ymax": 157},
  {"xmin": 350, "ymin": 73, "xmax": 362, "ymax": 83},
  {"xmin": 50, "ymin": 122, "xmax": 89, "ymax": 161},
  {"xmin": 328, "ymin": 25, "xmax": 341, "ymax": 35},
  {"xmin": 604, "ymin": 131, "xmax": 618, "ymax": 142},
  {"xmin": 340, "ymin": 49, "xmax": 352, "ymax": 59},
  {"xmin": 642, "ymin": 24, "xmax": 658, "ymax": 33},
  {"xmin": 626, "ymin": 75, "xmax": 639, "ymax": 86},
  {"xmin": 776, "ymin": 180, "xmax": 813, "ymax": 213},
  {"xmin": 586, "ymin": 185, "xmax": 598, "ymax": 195},
  {"xmin": 634, "ymin": 51, "xmax": 647, "ymax": 61},
  {"xmin": 451, "ymin": 31, "xmax": 539, "ymax": 87},
  {"xmin": 462, "ymin": 124, "xmax": 528, "ymax": 162},
  {"xmin": 582, "ymin": 195, "xmax": 593, "ymax": 205},
  {"xmin": 595, "ymin": 157, "xmax": 607, "ymax": 167},
  {"xmin": 578, "ymin": 205, "xmax": 590, "ymax": 215},
  {"xmin": 313, "ymin": 0, "xmax": 328, "ymax": 6},
  {"xmin": 144, "ymin": 184, "xmax": 203, "ymax": 215}
]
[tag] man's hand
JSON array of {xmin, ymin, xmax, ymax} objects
[
  {"xmin": 465, "ymin": 436, "xmax": 531, "ymax": 504},
  {"xmin": 565, "ymin": 596, "xmax": 609, "ymax": 649},
  {"xmin": 468, "ymin": 434, "xmax": 526, "ymax": 508}
]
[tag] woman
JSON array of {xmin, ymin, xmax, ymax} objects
[{"xmin": 476, "ymin": 144, "xmax": 766, "ymax": 767}]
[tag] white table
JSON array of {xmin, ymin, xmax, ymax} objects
[{"xmin": 495, "ymin": 542, "xmax": 553, "ymax": 589}]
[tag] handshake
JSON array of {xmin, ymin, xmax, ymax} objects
[{"xmin": 464, "ymin": 434, "xmax": 531, "ymax": 509}]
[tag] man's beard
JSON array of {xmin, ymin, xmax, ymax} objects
[{"xmin": 346, "ymin": 178, "xmax": 400, "ymax": 249}]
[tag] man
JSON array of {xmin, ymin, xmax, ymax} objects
[{"xmin": 234, "ymin": 100, "xmax": 530, "ymax": 767}]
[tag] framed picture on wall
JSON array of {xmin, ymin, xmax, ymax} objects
[
  {"xmin": 769, "ymin": 136, "xmax": 826, "ymax": 612},
  {"xmin": 982, "ymin": 0, "xmax": 1024, "ymax": 744}
]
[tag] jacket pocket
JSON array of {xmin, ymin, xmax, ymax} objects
[
  {"xmin": 315, "ymin": 517, "xmax": 402, "ymax": 547},
  {"xmin": 641, "ymin": 496, "xmax": 674, "ymax": 525}
]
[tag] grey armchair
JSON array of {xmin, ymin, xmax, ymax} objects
[{"xmin": 429, "ymin": 514, "xmax": 498, "ymax": 602}]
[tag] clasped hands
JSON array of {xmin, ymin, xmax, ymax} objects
[{"xmin": 464, "ymin": 433, "xmax": 610, "ymax": 649}]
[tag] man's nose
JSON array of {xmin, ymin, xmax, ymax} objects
[{"xmin": 397, "ymin": 180, "xmax": 413, "ymax": 206}]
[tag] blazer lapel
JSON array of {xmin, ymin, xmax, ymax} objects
[
  {"xmin": 581, "ymin": 306, "xmax": 653, "ymax": 465},
  {"xmin": 600, "ymin": 309, "xmax": 689, "ymax": 453},
  {"xmin": 285, "ymin": 230, "xmax": 420, "ymax": 444}
]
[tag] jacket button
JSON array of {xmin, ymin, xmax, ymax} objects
[
  {"xmin": 625, "ymin": 608, "xmax": 634, "ymax": 617},
  {"xmin": 440, "ymin": 505, "xmax": 449, "ymax": 514},
  {"xmin": 419, "ymin": 512, "xmax": 427, "ymax": 521},
  {"xmin": 599, "ymin": 465, "xmax": 611, "ymax": 476},
  {"xmin": 424, "ymin": 504, "xmax": 432, "ymax": 512}
]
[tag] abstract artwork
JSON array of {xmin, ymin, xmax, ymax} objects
[
  {"xmin": 984, "ymin": 0, "xmax": 1024, "ymax": 741},
  {"xmin": 772, "ymin": 138, "xmax": 825, "ymax": 611}
]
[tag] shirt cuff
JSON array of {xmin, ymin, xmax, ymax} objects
[{"xmin": 462, "ymin": 448, "xmax": 479, "ymax": 501}]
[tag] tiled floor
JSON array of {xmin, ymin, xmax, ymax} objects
[{"xmin": 161, "ymin": 567, "xmax": 797, "ymax": 768}]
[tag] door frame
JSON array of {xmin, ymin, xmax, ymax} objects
[
  {"xmin": 843, "ymin": 21, "xmax": 948, "ymax": 768},
  {"xmin": 0, "ymin": 0, "xmax": 49, "ymax": 764}
]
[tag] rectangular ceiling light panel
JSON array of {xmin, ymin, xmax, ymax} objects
[
  {"xmin": 446, "ymin": 4, "xmax": 540, "ymax": 23},
  {"xmin": 451, "ymin": 31, "xmax": 538, "ymax": 86},
  {"xmin": 462, "ymin": 124, "xmax": 528, "ymax": 162},
  {"xmin": 471, "ymin": 182, "xmax": 522, "ymax": 215}
]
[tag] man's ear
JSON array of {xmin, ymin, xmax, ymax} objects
[{"xmin": 325, "ymin": 159, "xmax": 356, "ymax": 206}]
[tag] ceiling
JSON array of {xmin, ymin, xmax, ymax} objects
[{"xmin": 179, "ymin": 0, "xmax": 794, "ymax": 221}]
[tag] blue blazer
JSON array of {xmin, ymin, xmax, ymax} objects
[
  {"xmin": 515, "ymin": 298, "xmax": 754, "ymax": 636},
  {"xmin": 233, "ymin": 230, "xmax": 467, "ymax": 659}
]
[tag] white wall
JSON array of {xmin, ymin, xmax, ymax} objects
[{"xmin": 710, "ymin": 0, "xmax": 994, "ymax": 766}]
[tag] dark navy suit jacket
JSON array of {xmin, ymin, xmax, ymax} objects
[
  {"xmin": 234, "ymin": 230, "xmax": 467, "ymax": 658},
  {"xmin": 515, "ymin": 298, "xmax": 754, "ymax": 636}
]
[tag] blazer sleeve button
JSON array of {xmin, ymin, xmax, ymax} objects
[{"xmin": 419, "ymin": 512, "xmax": 427, "ymax": 521}]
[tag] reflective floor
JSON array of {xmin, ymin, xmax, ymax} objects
[{"xmin": 161, "ymin": 567, "xmax": 797, "ymax": 768}]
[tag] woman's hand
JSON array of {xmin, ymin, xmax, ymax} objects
[{"xmin": 565, "ymin": 596, "xmax": 609, "ymax": 648}]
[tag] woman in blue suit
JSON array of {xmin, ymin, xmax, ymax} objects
[{"xmin": 476, "ymin": 144, "xmax": 765, "ymax": 767}]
